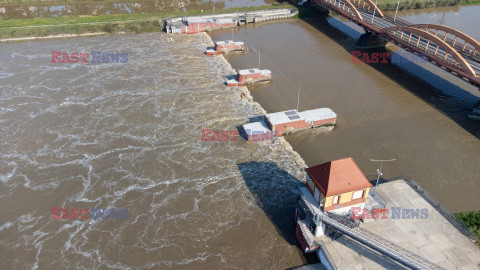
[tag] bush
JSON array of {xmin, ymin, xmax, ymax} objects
[
  {"xmin": 456, "ymin": 211, "xmax": 480, "ymax": 243},
  {"xmin": 126, "ymin": 23, "xmax": 141, "ymax": 33},
  {"xmin": 102, "ymin": 23, "xmax": 116, "ymax": 33}
]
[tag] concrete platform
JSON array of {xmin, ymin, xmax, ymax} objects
[{"xmin": 321, "ymin": 179, "xmax": 480, "ymax": 269}]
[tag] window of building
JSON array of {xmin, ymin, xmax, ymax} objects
[
  {"xmin": 333, "ymin": 195, "xmax": 339, "ymax": 204},
  {"xmin": 352, "ymin": 190, "xmax": 364, "ymax": 200}
]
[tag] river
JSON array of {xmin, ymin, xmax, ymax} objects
[
  {"xmin": 0, "ymin": 32, "xmax": 314, "ymax": 268},
  {"xmin": 0, "ymin": 3, "xmax": 479, "ymax": 270},
  {"xmin": 210, "ymin": 4, "xmax": 480, "ymax": 212}
]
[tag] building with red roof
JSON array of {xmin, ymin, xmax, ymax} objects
[{"xmin": 305, "ymin": 157, "xmax": 372, "ymax": 213}]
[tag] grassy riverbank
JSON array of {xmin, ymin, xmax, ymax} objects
[
  {"xmin": 1, "ymin": 0, "xmax": 479, "ymax": 40},
  {"xmin": 0, "ymin": 3, "xmax": 297, "ymax": 39},
  {"xmin": 456, "ymin": 211, "xmax": 480, "ymax": 245},
  {"xmin": 376, "ymin": 0, "xmax": 463, "ymax": 11},
  {"xmin": 461, "ymin": 0, "xmax": 480, "ymax": 5}
]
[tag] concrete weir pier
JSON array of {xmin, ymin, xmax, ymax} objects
[
  {"xmin": 296, "ymin": 179, "xmax": 480, "ymax": 269},
  {"xmin": 206, "ymin": 40, "xmax": 247, "ymax": 55},
  {"xmin": 355, "ymin": 31, "xmax": 388, "ymax": 49},
  {"xmin": 165, "ymin": 8, "xmax": 298, "ymax": 34},
  {"xmin": 241, "ymin": 108, "xmax": 336, "ymax": 141}
]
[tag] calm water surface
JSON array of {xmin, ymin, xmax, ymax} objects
[{"xmin": 211, "ymin": 5, "xmax": 480, "ymax": 212}]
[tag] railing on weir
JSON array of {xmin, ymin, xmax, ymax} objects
[
  {"xmin": 326, "ymin": 211, "xmax": 360, "ymax": 228},
  {"xmin": 312, "ymin": 209, "xmax": 445, "ymax": 270},
  {"xmin": 365, "ymin": 176, "xmax": 478, "ymax": 243},
  {"xmin": 355, "ymin": 226, "xmax": 445, "ymax": 270},
  {"xmin": 405, "ymin": 179, "xmax": 479, "ymax": 243},
  {"xmin": 299, "ymin": 190, "xmax": 444, "ymax": 269}
]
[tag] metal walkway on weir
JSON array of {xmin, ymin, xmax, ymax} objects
[
  {"xmin": 307, "ymin": 0, "xmax": 480, "ymax": 88},
  {"xmin": 299, "ymin": 191, "xmax": 444, "ymax": 270},
  {"xmin": 314, "ymin": 210, "xmax": 445, "ymax": 270}
]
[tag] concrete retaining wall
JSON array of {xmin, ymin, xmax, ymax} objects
[{"xmin": 164, "ymin": 8, "xmax": 298, "ymax": 33}]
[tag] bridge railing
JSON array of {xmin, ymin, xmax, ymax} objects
[
  {"xmin": 383, "ymin": 10, "xmax": 412, "ymax": 27},
  {"xmin": 423, "ymin": 29, "xmax": 480, "ymax": 60},
  {"xmin": 314, "ymin": 0, "xmax": 356, "ymax": 14},
  {"xmin": 389, "ymin": 29, "xmax": 457, "ymax": 65},
  {"xmin": 314, "ymin": 210, "xmax": 444, "ymax": 270},
  {"xmin": 350, "ymin": 0, "xmax": 373, "ymax": 12}
]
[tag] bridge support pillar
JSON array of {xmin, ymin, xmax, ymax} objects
[
  {"xmin": 308, "ymin": 1, "xmax": 330, "ymax": 14},
  {"xmin": 314, "ymin": 221, "xmax": 326, "ymax": 237},
  {"xmin": 356, "ymin": 31, "xmax": 388, "ymax": 49}
]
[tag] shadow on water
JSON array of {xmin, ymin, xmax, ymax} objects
[
  {"xmin": 299, "ymin": 5, "xmax": 480, "ymax": 139},
  {"xmin": 237, "ymin": 161, "xmax": 320, "ymax": 264},
  {"xmin": 237, "ymin": 161, "xmax": 302, "ymax": 245},
  {"xmin": 237, "ymin": 162, "xmax": 405, "ymax": 268}
]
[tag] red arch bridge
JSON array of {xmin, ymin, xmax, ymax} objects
[{"xmin": 306, "ymin": 0, "xmax": 480, "ymax": 88}]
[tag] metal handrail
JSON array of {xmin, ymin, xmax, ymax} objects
[{"xmin": 313, "ymin": 210, "xmax": 444, "ymax": 270}]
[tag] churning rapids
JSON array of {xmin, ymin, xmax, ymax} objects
[{"xmin": 0, "ymin": 33, "xmax": 311, "ymax": 269}]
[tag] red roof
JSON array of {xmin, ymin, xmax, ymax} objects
[{"xmin": 305, "ymin": 158, "xmax": 372, "ymax": 196}]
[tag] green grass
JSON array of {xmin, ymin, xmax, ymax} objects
[
  {"xmin": 0, "ymin": 0, "xmax": 191, "ymax": 3},
  {"xmin": 0, "ymin": 19, "xmax": 161, "ymax": 38},
  {"xmin": 461, "ymin": 0, "xmax": 480, "ymax": 5},
  {"xmin": 456, "ymin": 211, "xmax": 480, "ymax": 245},
  {"xmin": 0, "ymin": 4, "xmax": 295, "ymax": 28},
  {"xmin": 1, "ymin": 0, "xmax": 478, "ymax": 40},
  {"xmin": 0, "ymin": 3, "xmax": 297, "ymax": 39},
  {"xmin": 375, "ymin": 0, "xmax": 463, "ymax": 11}
]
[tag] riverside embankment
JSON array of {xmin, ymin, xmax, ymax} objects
[
  {"xmin": 2, "ymin": 0, "xmax": 479, "ymax": 41},
  {"xmin": 0, "ymin": 4, "xmax": 299, "ymax": 41}
]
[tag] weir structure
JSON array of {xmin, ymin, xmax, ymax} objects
[
  {"xmin": 297, "ymin": 186, "xmax": 445, "ymax": 270},
  {"xmin": 291, "ymin": 157, "xmax": 480, "ymax": 269},
  {"xmin": 305, "ymin": 0, "xmax": 480, "ymax": 89}
]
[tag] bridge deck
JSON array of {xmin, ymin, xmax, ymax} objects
[{"xmin": 310, "ymin": 0, "xmax": 480, "ymax": 87}]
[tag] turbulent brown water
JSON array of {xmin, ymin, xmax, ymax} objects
[
  {"xmin": 211, "ymin": 6, "xmax": 480, "ymax": 213},
  {"xmin": 0, "ymin": 32, "xmax": 315, "ymax": 269}
]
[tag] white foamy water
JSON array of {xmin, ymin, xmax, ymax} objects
[{"xmin": 0, "ymin": 33, "xmax": 311, "ymax": 269}]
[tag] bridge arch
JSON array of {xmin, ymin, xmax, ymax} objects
[
  {"xmin": 380, "ymin": 26, "xmax": 477, "ymax": 77},
  {"xmin": 409, "ymin": 24, "xmax": 480, "ymax": 56},
  {"xmin": 342, "ymin": 0, "xmax": 364, "ymax": 20},
  {"xmin": 351, "ymin": 0, "xmax": 385, "ymax": 18},
  {"xmin": 314, "ymin": 0, "xmax": 363, "ymax": 20}
]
